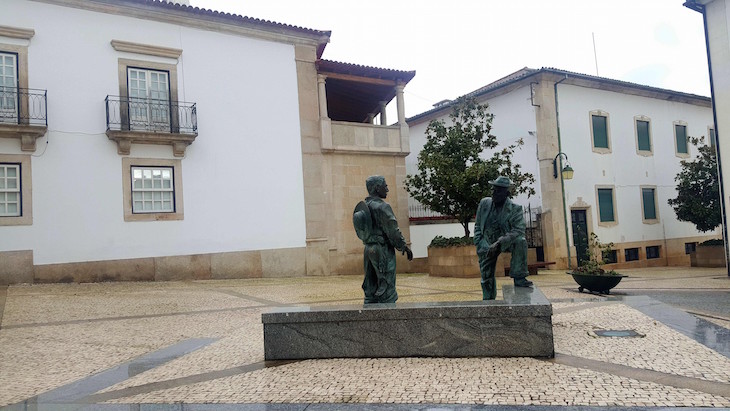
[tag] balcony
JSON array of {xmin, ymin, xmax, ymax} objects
[
  {"xmin": 330, "ymin": 121, "xmax": 403, "ymax": 154},
  {"xmin": 316, "ymin": 60, "xmax": 415, "ymax": 156},
  {"xmin": 0, "ymin": 87, "xmax": 48, "ymax": 151},
  {"xmin": 105, "ymin": 95, "xmax": 198, "ymax": 157}
]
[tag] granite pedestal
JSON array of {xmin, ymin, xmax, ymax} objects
[{"xmin": 262, "ymin": 285, "xmax": 554, "ymax": 359}]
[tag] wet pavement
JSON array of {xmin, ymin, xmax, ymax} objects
[{"xmin": 1, "ymin": 267, "xmax": 729, "ymax": 410}]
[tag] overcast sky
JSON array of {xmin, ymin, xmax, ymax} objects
[{"xmin": 191, "ymin": 0, "xmax": 710, "ymax": 118}]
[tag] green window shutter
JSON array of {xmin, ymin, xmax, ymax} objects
[
  {"xmin": 597, "ymin": 188, "xmax": 614, "ymax": 222},
  {"xmin": 710, "ymin": 128, "xmax": 716, "ymax": 148},
  {"xmin": 642, "ymin": 188, "xmax": 656, "ymax": 220},
  {"xmin": 592, "ymin": 115, "xmax": 608, "ymax": 149},
  {"xmin": 675, "ymin": 125, "xmax": 688, "ymax": 154},
  {"xmin": 637, "ymin": 120, "xmax": 651, "ymax": 151}
]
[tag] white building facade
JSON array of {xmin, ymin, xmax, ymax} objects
[
  {"xmin": 0, "ymin": 0, "xmax": 415, "ymax": 283},
  {"xmin": 407, "ymin": 68, "xmax": 719, "ymax": 269},
  {"xmin": 685, "ymin": 0, "xmax": 730, "ymax": 274}
]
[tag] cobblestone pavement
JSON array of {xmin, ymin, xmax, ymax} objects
[{"xmin": 1, "ymin": 267, "xmax": 729, "ymax": 409}]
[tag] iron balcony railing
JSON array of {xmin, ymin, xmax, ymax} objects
[
  {"xmin": 105, "ymin": 95, "xmax": 197, "ymax": 135},
  {"xmin": 0, "ymin": 86, "xmax": 48, "ymax": 126},
  {"xmin": 408, "ymin": 203, "xmax": 451, "ymax": 221}
]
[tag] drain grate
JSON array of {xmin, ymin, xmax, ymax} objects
[{"xmin": 591, "ymin": 329, "xmax": 644, "ymax": 338}]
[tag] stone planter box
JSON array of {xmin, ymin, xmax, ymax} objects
[
  {"xmin": 690, "ymin": 245, "xmax": 726, "ymax": 267},
  {"xmin": 428, "ymin": 245, "xmax": 537, "ymax": 278},
  {"xmin": 428, "ymin": 245, "xmax": 511, "ymax": 278}
]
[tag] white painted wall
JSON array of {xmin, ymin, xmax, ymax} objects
[
  {"xmin": 409, "ymin": 222, "xmax": 476, "ymax": 258},
  {"xmin": 406, "ymin": 86, "xmax": 540, "ymax": 257},
  {"xmin": 0, "ymin": 0, "xmax": 307, "ymax": 264},
  {"xmin": 703, "ymin": 0, "xmax": 730, "ymax": 256},
  {"xmin": 557, "ymin": 84, "xmax": 717, "ymax": 245}
]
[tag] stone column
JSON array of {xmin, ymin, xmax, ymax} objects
[
  {"xmin": 533, "ymin": 74, "xmax": 570, "ymax": 269},
  {"xmin": 396, "ymin": 81, "xmax": 409, "ymax": 154},
  {"xmin": 396, "ymin": 81, "xmax": 406, "ymax": 124},
  {"xmin": 317, "ymin": 74, "xmax": 328, "ymax": 119},
  {"xmin": 296, "ymin": 45, "xmax": 331, "ymax": 276},
  {"xmin": 379, "ymin": 101, "xmax": 387, "ymax": 126},
  {"xmin": 318, "ymin": 74, "xmax": 332, "ymax": 151}
]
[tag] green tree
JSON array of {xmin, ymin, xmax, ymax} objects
[
  {"xmin": 668, "ymin": 137, "xmax": 721, "ymax": 232},
  {"xmin": 405, "ymin": 97, "xmax": 535, "ymax": 238}
]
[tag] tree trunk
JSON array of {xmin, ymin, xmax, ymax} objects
[{"xmin": 462, "ymin": 221, "xmax": 470, "ymax": 238}]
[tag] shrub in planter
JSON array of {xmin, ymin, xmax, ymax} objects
[
  {"xmin": 568, "ymin": 233, "xmax": 626, "ymax": 294},
  {"xmin": 429, "ymin": 235, "xmax": 474, "ymax": 248}
]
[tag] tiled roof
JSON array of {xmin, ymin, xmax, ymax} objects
[
  {"xmin": 407, "ymin": 67, "xmax": 710, "ymax": 124},
  {"xmin": 317, "ymin": 59, "xmax": 416, "ymax": 83},
  {"xmin": 116, "ymin": 0, "xmax": 331, "ymax": 38}
]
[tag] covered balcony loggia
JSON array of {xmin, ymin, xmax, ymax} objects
[{"xmin": 316, "ymin": 59, "xmax": 415, "ymax": 155}]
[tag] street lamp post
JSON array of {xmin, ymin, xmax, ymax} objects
[
  {"xmin": 553, "ymin": 152, "xmax": 573, "ymax": 268},
  {"xmin": 553, "ymin": 152, "xmax": 574, "ymax": 180}
]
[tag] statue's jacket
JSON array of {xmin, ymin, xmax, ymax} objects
[
  {"xmin": 364, "ymin": 196, "xmax": 408, "ymax": 251},
  {"xmin": 473, "ymin": 197, "xmax": 526, "ymax": 255}
]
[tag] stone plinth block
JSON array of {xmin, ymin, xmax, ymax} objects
[{"xmin": 262, "ymin": 285, "xmax": 554, "ymax": 359}]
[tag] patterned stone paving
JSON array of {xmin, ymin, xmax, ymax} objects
[{"xmin": 1, "ymin": 267, "xmax": 729, "ymax": 408}]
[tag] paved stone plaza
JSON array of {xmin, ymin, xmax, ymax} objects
[{"xmin": 1, "ymin": 267, "xmax": 730, "ymax": 410}]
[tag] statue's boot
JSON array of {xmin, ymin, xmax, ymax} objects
[
  {"xmin": 514, "ymin": 277, "xmax": 533, "ymax": 287},
  {"xmin": 481, "ymin": 281, "xmax": 496, "ymax": 300}
]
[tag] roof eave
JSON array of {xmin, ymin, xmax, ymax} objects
[
  {"xmin": 407, "ymin": 67, "xmax": 711, "ymax": 125},
  {"xmin": 30, "ymin": 0, "xmax": 332, "ymax": 47}
]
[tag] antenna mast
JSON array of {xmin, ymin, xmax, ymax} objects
[{"xmin": 592, "ymin": 32, "xmax": 599, "ymax": 76}]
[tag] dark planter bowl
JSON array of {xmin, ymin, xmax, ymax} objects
[{"xmin": 568, "ymin": 272, "xmax": 627, "ymax": 294}]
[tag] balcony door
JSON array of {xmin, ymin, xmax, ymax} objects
[
  {"xmin": 127, "ymin": 68, "xmax": 170, "ymax": 131},
  {"xmin": 0, "ymin": 52, "xmax": 18, "ymax": 123}
]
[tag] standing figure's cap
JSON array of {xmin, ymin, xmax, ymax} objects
[{"xmin": 489, "ymin": 176, "xmax": 513, "ymax": 187}]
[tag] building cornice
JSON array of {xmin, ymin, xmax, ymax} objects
[
  {"xmin": 111, "ymin": 40, "xmax": 182, "ymax": 59},
  {"xmin": 30, "ymin": 0, "xmax": 330, "ymax": 49},
  {"xmin": 0, "ymin": 25, "xmax": 35, "ymax": 40}
]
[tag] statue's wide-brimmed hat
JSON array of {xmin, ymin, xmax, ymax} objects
[
  {"xmin": 489, "ymin": 176, "xmax": 513, "ymax": 188},
  {"xmin": 353, "ymin": 201, "xmax": 372, "ymax": 241}
]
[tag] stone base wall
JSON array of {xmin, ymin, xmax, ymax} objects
[
  {"xmin": 599, "ymin": 235, "xmax": 718, "ymax": 271},
  {"xmin": 0, "ymin": 247, "xmax": 308, "ymax": 285},
  {"xmin": 408, "ymin": 257, "xmax": 429, "ymax": 273},
  {"xmin": 691, "ymin": 245, "xmax": 727, "ymax": 267},
  {"xmin": 428, "ymin": 246, "xmax": 538, "ymax": 278},
  {"xmin": 327, "ymin": 153, "xmax": 411, "ymax": 276}
]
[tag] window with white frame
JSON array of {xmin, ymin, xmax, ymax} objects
[
  {"xmin": 0, "ymin": 154, "xmax": 31, "ymax": 225},
  {"xmin": 131, "ymin": 166, "xmax": 174, "ymax": 213},
  {"xmin": 0, "ymin": 163, "xmax": 20, "ymax": 216},
  {"xmin": 127, "ymin": 67, "xmax": 170, "ymax": 131},
  {"xmin": 0, "ymin": 51, "xmax": 18, "ymax": 122}
]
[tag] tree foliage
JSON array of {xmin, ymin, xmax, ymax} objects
[
  {"xmin": 405, "ymin": 97, "xmax": 535, "ymax": 237},
  {"xmin": 668, "ymin": 138, "xmax": 721, "ymax": 232}
]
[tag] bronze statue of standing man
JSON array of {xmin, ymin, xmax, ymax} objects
[
  {"xmin": 353, "ymin": 176, "xmax": 413, "ymax": 304},
  {"xmin": 474, "ymin": 176, "xmax": 533, "ymax": 300}
]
